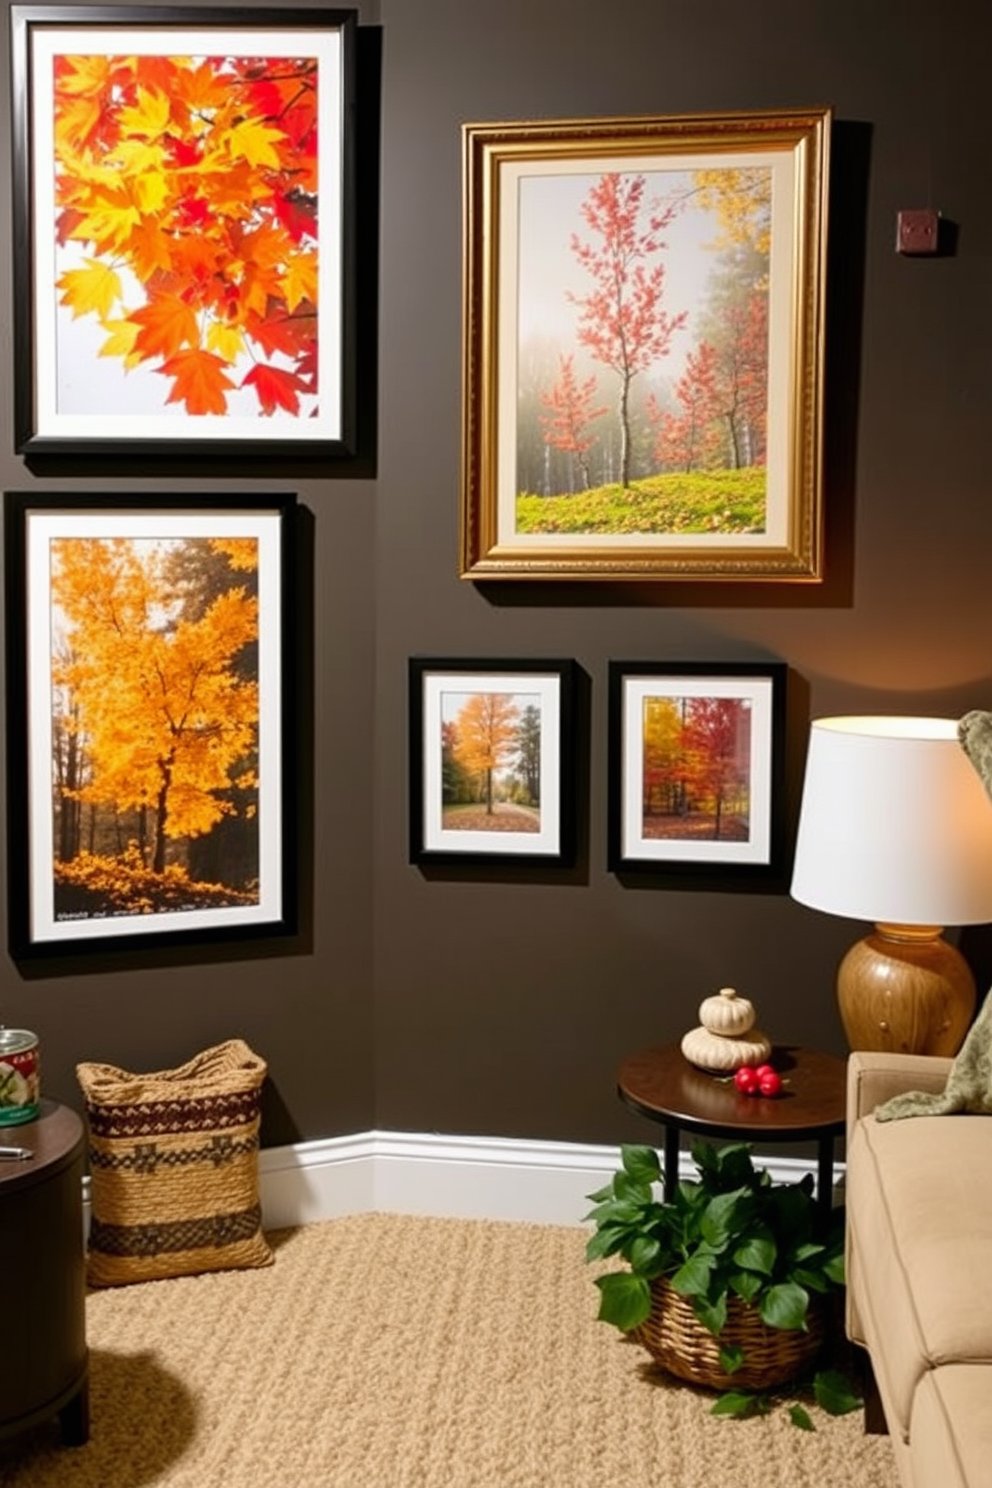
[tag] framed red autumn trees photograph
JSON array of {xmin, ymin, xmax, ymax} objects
[
  {"xmin": 408, "ymin": 658, "xmax": 578, "ymax": 866},
  {"xmin": 460, "ymin": 109, "xmax": 830, "ymax": 581},
  {"xmin": 608, "ymin": 661, "xmax": 786, "ymax": 875},
  {"xmin": 4, "ymin": 492, "xmax": 295, "ymax": 957},
  {"xmin": 10, "ymin": 7, "xmax": 355, "ymax": 456}
]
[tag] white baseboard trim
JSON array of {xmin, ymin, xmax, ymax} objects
[
  {"xmin": 258, "ymin": 1131, "xmax": 842, "ymax": 1229},
  {"xmin": 82, "ymin": 1131, "xmax": 844, "ymax": 1233}
]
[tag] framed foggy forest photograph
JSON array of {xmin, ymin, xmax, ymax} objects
[
  {"xmin": 460, "ymin": 108, "xmax": 831, "ymax": 582},
  {"xmin": 409, "ymin": 658, "xmax": 577, "ymax": 866},
  {"xmin": 10, "ymin": 6, "xmax": 356, "ymax": 457},
  {"xmin": 4, "ymin": 492, "xmax": 295, "ymax": 957},
  {"xmin": 608, "ymin": 661, "xmax": 786, "ymax": 876}
]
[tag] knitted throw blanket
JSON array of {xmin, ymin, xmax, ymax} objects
[{"xmin": 875, "ymin": 987, "xmax": 992, "ymax": 1121}]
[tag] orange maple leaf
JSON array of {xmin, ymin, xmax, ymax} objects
[
  {"xmin": 241, "ymin": 363, "xmax": 305, "ymax": 417},
  {"xmin": 158, "ymin": 349, "xmax": 236, "ymax": 416},
  {"xmin": 130, "ymin": 292, "xmax": 200, "ymax": 360}
]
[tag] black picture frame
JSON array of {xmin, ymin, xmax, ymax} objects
[
  {"xmin": 608, "ymin": 660, "xmax": 787, "ymax": 877},
  {"xmin": 4, "ymin": 490, "xmax": 297, "ymax": 958},
  {"xmin": 409, "ymin": 657, "xmax": 578, "ymax": 867},
  {"xmin": 10, "ymin": 5, "xmax": 357, "ymax": 459}
]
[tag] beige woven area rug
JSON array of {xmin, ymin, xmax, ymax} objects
[{"xmin": 0, "ymin": 1213, "xmax": 899, "ymax": 1488}]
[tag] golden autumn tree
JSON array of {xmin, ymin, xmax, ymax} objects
[
  {"xmin": 54, "ymin": 52, "xmax": 319, "ymax": 417},
  {"xmin": 642, "ymin": 696, "xmax": 686, "ymax": 819},
  {"xmin": 451, "ymin": 694, "xmax": 521, "ymax": 814},
  {"xmin": 52, "ymin": 537, "xmax": 259, "ymax": 887}
]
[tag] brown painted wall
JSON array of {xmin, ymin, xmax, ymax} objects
[{"xmin": 2, "ymin": 0, "xmax": 991, "ymax": 1150}]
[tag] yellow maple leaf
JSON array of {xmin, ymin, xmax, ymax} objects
[
  {"xmin": 283, "ymin": 253, "xmax": 319, "ymax": 314},
  {"xmin": 54, "ymin": 95, "xmax": 103, "ymax": 154},
  {"xmin": 56, "ymin": 55, "xmax": 117, "ymax": 98},
  {"xmin": 206, "ymin": 322, "xmax": 245, "ymax": 363},
  {"xmin": 73, "ymin": 193, "xmax": 142, "ymax": 254},
  {"xmin": 104, "ymin": 139, "xmax": 169, "ymax": 214},
  {"xmin": 57, "ymin": 259, "xmax": 123, "ymax": 320},
  {"xmin": 118, "ymin": 87, "xmax": 172, "ymax": 142},
  {"xmin": 98, "ymin": 317, "xmax": 142, "ymax": 367},
  {"xmin": 225, "ymin": 117, "xmax": 285, "ymax": 171}
]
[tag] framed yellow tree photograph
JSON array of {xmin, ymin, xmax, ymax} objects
[
  {"xmin": 461, "ymin": 108, "xmax": 831, "ymax": 581},
  {"xmin": 10, "ymin": 6, "xmax": 356, "ymax": 457},
  {"xmin": 408, "ymin": 658, "xmax": 578, "ymax": 866},
  {"xmin": 4, "ymin": 492, "xmax": 296, "ymax": 957}
]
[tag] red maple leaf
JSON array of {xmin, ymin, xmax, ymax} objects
[{"xmin": 241, "ymin": 363, "xmax": 306, "ymax": 417}]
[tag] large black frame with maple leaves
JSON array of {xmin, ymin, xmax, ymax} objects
[
  {"xmin": 3, "ymin": 491, "xmax": 298, "ymax": 959},
  {"xmin": 10, "ymin": 6, "xmax": 357, "ymax": 459},
  {"xmin": 409, "ymin": 657, "xmax": 579, "ymax": 868},
  {"xmin": 460, "ymin": 109, "xmax": 831, "ymax": 583},
  {"xmin": 608, "ymin": 661, "xmax": 787, "ymax": 878}
]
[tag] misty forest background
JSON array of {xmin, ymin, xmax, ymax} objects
[{"xmin": 515, "ymin": 167, "xmax": 770, "ymax": 537}]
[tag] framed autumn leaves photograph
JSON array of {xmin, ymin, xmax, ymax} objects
[
  {"xmin": 409, "ymin": 658, "xmax": 578, "ymax": 867},
  {"xmin": 4, "ymin": 492, "xmax": 296, "ymax": 957},
  {"xmin": 608, "ymin": 661, "xmax": 786, "ymax": 877},
  {"xmin": 10, "ymin": 6, "xmax": 356, "ymax": 457},
  {"xmin": 460, "ymin": 108, "xmax": 830, "ymax": 582}
]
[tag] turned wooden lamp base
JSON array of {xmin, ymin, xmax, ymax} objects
[{"xmin": 837, "ymin": 923, "xmax": 976, "ymax": 1056}]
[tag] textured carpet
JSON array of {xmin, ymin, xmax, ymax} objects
[{"xmin": 0, "ymin": 1212, "xmax": 899, "ymax": 1488}]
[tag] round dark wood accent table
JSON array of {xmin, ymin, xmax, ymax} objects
[
  {"xmin": 0, "ymin": 1099, "xmax": 89, "ymax": 1446},
  {"xmin": 617, "ymin": 1044, "xmax": 847, "ymax": 1225}
]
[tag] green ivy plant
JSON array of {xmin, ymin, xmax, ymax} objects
[{"xmin": 585, "ymin": 1140, "xmax": 860, "ymax": 1424}]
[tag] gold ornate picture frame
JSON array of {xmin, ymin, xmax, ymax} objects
[{"xmin": 461, "ymin": 108, "xmax": 831, "ymax": 583}]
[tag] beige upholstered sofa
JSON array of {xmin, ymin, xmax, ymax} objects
[{"xmin": 845, "ymin": 1051, "xmax": 992, "ymax": 1488}]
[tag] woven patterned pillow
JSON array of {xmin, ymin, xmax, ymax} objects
[{"xmin": 77, "ymin": 1039, "xmax": 273, "ymax": 1287}]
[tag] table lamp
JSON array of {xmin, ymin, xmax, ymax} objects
[{"xmin": 790, "ymin": 716, "xmax": 992, "ymax": 1055}]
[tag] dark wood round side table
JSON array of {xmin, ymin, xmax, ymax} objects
[
  {"xmin": 617, "ymin": 1043, "xmax": 847, "ymax": 1225},
  {"xmin": 0, "ymin": 1099, "xmax": 89, "ymax": 1446}
]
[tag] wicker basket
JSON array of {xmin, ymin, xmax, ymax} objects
[{"xmin": 634, "ymin": 1277, "xmax": 825, "ymax": 1391}]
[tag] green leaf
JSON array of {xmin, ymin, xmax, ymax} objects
[
  {"xmin": 592, "ymin": 1199, "xmax": 651, "ymax": 1227},
  {"xmin": 713, "ymin": 1143, "xmax": 758, "ymax": 1188},
  {"xmin": 693, "ymin": 1291, "xmax": 728, "ymax": 1336},
  {"xmin": 732, "ymin": 1233, "xmax": 775, "ymax": 1275},
  {"xmin": 628, "ymin": 1235, "xmax": 662, "ymax": 1274},
  {"xmin": 670, "ymin": 1252, "xmax": 715, "ymax": 1297},
  {"xmin": 700, "ymin": 1188, "xmax": 751, "ymax": 1247},
  {"xmin": 789, "ymin": 1403, "xmax": 816, "ymax": 1431},
  {"xmin": 585, "ymin": 1182, "xmax": 614, "ymax": 1205},
  {"xmin": 823, "ymin": 1252, "xmax": 846, "ymax": 1285},
  {"xmin": 593, "ymin": 1271, "xmax": 652, "ymax": 1331},
  {"xmin": 792, "ymin": 1267, "xmax": 830, "ymax": 1294},
  {"xmin": 613, "ymin": 1171, "xmax": 653, "ymax": 1205},
  {"xmin": 584, "ymin": 1225, "xmax": 629, "ymax": 1262},
  {"xmin": 691, "ymin": 1139, "xmax": 719, "ymax": 1174},
  {"xmin": 729, "ymin": 1270, "xmax": 762, "ymax": 1305},
  {"xmin": 621, "ymin": 1145, "xmax": 661, "ymax": 1184},
  {"xmin": 758, "ymin": 1281, "xmax": 809, "ymax": 1331},
  {"xmin": 711, "ymin": 1390, "xmax": 767, "ymax": 1418},
  {"xmin": 813, "ymin": 1369, "xmax": 862, "ymax": 1416},
  {"xmin": 718, "ymin": 1344, "xmax": 745, "ymax": 1375}
]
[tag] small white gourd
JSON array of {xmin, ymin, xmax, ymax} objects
[
  {"xmin": 680, "ymin": 986, "xmax": 772, "ymax": 1072},
  {"xmin": 698, "ymin": 987, "xmax": 756, "ymax": 1037},
  {"xmin": 680, "ymin": 1024, "xmax": 772, "ymax": 1071}
]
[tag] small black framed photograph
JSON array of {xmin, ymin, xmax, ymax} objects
[
  {"xmin": 409, "ymin": 657, "xmax": 578, "ymax": 867},
  {"xmin": 608, "ymin": 660, "xmax": 786, "ymax": 876},
  {"xmin": 4, "ymin": 490, "xmax": 297, "ymax": 958}
]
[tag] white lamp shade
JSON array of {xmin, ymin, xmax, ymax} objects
[{"xmin": 791, "ymin": 716, "xmax": 992, "ymax": 927}]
